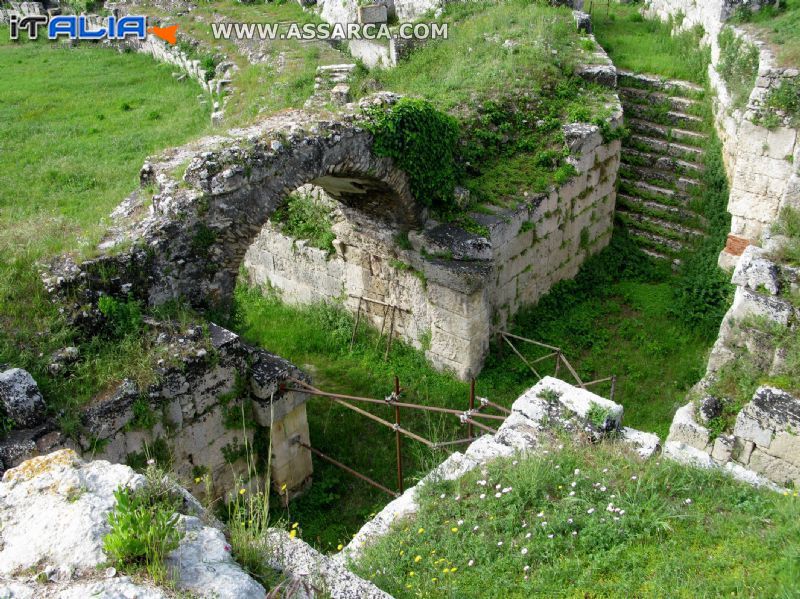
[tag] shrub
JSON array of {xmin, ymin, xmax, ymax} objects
[
  {"xmin": 272, "ymin": 191, "xmax": 336, "ymax": 254},
  {"xmin": 365, "ymin": 98, "xmax": 460, "ymax": 213},
  {"xmin": 103, "ymin": 485, "xmax": 183, "ymax": 584},
  {"xmin": 764, "ymin": 78, "xmax": 800, "ymax": 128},
  {"xmin": 717, "ymin": 27, "xmax": 760, "ymax": 109},
  {"xmin": 98, "ymin": 295, "xmax": 142, "ymax": 338},
  {"xmin": 770, "ymin": 206, "xmax": 800, "ymax": 265}
]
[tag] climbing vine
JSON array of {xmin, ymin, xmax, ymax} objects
[{"xmin": 364, "ymin": 98, "xmax": 460, "ymax": 213}]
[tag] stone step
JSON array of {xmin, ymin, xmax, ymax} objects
[
  {"xmin": 641, "ymin": 246, "xmax": 680, "ymax": 264},
  {"xmin": 619, "ymin": 87, "xmax": 704, "ymax": 115},
  {"xmin": 620, "ymin": 164, "xmax": 701, "ymax": 193},
  {"xmin": 617, "ymin": 70, "xmax": 705, "ymax": 99},
  {"xmin": 617, "ymin": 207, "xmax": 704, "ymax": 239},
  {"xmin": 621, "ymin": 148, "xmax": 705, "ymax": 176},
  {"xmin": 624, "ymin": 179, "xmax": 692, "ymax": 205},
  {"xmin": 623, "ymin": 103, "xmax": 706, "ymax": 132},
  {"xmin": 617, "ymin": 193, "xmax": 700, "ymax": 225},
  {"xmin": 626, "ymin": 118, "xmax": 708, "ymax": 147},
  {"xmin": 628, "ymin": 134, "xmax": 704, "ymax": 160},
  {"xmin": 626, "ymin": 225, "xmax": 686, "ymax": 255}
]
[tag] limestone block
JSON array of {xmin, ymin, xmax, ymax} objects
[
  {"xmin": 731, "ymin": 245, "xmax": 781, "ymax": 295},
  {"xmin": 748, "ymin": 448, "xmax": 800, "ymax": 487},
  {"xmin": 523, "ymin": 377, "xmax": 623, "ymax": 428},
  {"xmin": 765, "ymin": 126, "xmax": 797, "ymax": 160},
  {"xmin": 0, "ymin": 368, "xmax": 46, "ymax": 429},
  {"xmin": 769, "ymin": 431, "xmax": 800, "ymax": 467},
  {"xmin": 663, "ymin": 441, "xmax": 715, "ymax": 469},
  {"xmin": 463, "ymin": 434, "xmax": 515, "ymax": 462},
  {"xmin": 494, "ymin": 411, "xmax": 541, "ymax": 453},
  {"xmin": 620, "ymin": 427, "xmax": 661, "ymax": 460},
  {"xmin": 711, "ymin": 434, "xmax": 735, "ymax": 464},
  {"xmin": 667, "ymin": 402, "xmax": 711, "ymax": 451},
  {"xmin": 269, "ymin": 403, "xmax": 312, "ymax": 499}
]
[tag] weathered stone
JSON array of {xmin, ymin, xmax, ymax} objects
[
  {"xmin": 731, "ymin": 245, "xmax": 781, "ymax": 295},
  {"xmin": 620, "ymin": 427, "xmax": 661, "ymax": 459},
  {"xmin": 711, "ymin": 434, "xmax": 735, "ymax": 463},
  {"xmin": 667, "ymin": 402, "xmax": 711, "ymax": 451},
  {"xmin": 663, "ymin": 441, "xmax": 715, "ymax": 468},
  {"xmin": 0, "ymin": 368, "xmax": 46, "ymax": 429},
  {"xmin": 0, "ymin": 450, "xmax": 265, "ymax": 597}
]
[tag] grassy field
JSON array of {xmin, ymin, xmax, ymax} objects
[
  {"xmin": 136, "ymin": 0, "xmax": 348, "ymax": 125},
  {"xmin": 592, "ymin": 4, "xmax": 709, "ymax": 84},
  {"xmin": 353, "ymin": 441, "xmax": 800, "ymax": 597},
  {"xmin": 734, "ymin": 0, "xmax": 800, "ymax": 67},
  {"xmin": 0, "ymin": 33, "xmax": 211, "ymax": 432}
]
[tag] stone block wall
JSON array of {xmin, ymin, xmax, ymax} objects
[
  {"xmin": 666, "ymin": 245, "xmax": 800, "ymax": 487},
  {"xmin": 644, "ymin": 0, "xmax": 800, "ymax": 263},
  {"xmin": 244, "ymin": 112, "xmax": 621, "ymax": 380}
]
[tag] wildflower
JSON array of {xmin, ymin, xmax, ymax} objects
[
  {"xmin": 600, "ymin": 486, "xmax": 607, "ymax": 492},
  {"xmin": 495, "ymin": 492, "xmax": 502, "ymax": 498},
  {"xmin": 450, "ymin": 567, "xmax": 458, "ymax": 573},
  {"xmin": 239, "ymin": 488, "xmax": 246, "ymax": 495},
  {"xmin": 684, "ymin": 498, "xmax": 693, "ymax": 505},
  {"xmin": 602, "ymin": 468, "xmax": 608, "ymax": 473},
  {"xmin": 480, "ymin": 493, "xmax": 486, "ymax": 499},
  {"xmin": 555, "ymin": 465, "xmax": 561, "ymax": 469},
  {"xmin": 280, "ymin": 483, "xmax": 287, "ymax": 492},
  {"xmin": 569, "ymin": 491, "xmax": 575, "ymax": 497},
  {"xmin": 418, "ymin": 528, "xmax": 425, "ymax": 534},
  {"xmin": 146, "ymin": 459, "xmax": 155, "ymax": 466},
  {"xmin": 631, "ymin": 475, "xmax": 638, "ymax": 480},
  {"xmin": 289, "ymin": 530, "xmax": 297, "ymax": 539},
  {"xmin": 223, "ymin": 544, "xmax": 231, "ymax": 552},
  {"xmin": 525, "ymin": 532, "xmax": 532, "ymax": 539},
  {"xmin": 473, "ymin": 525, "xmax": 480, "ymax": 532},
  {"xmin": 512, "ymin": 460, "xmax": 519, "ymax": 465},
  {"xmin": 521, "ymin": 547, "xmax": 528, "ymax": 555},
  {"xmin": 409, "ymin": 571, "xmax": 415, "ymax": 577},
  {"xmin": 540, "ymin": 521, "xmax": 548, "ymax": 527},
  {"xmin": 619, "ymin": 510, "xmax": 625, "ymax": 515},
  {"xmin": 572, "ymin": 531, "xmax": 577, "ymax": 536},
  {"xmin": 338, "ymin": 544, "xmax": 344, "ymax": 551},
  {"xmin": 521, "ymin": 522, "xmax": 528, "ymax": 528},
  {"xmin": 574, "ymin": 469, "xmax": 580, "ymax": 475},
  {"xmin": 457, "ymin": 519, "xmax": 464, "ymax": 526},
  {"xmin": 502, "ymin": 487, "xmax": 512, "ymax": 493},
  {"xmin": 613, "ymin": 517, "xmax": 620, "ymax": 521},
  {"xmin": 477, "ymin": 480, "xmax": 487, "ymax": 486},
  {"xmin": 571, "ymin": 481, "xmax": 577, "ymax": 488},
  {"xmin": 414, "ymin": 555, "xmax": 422, "ymax": 563},
  {"xmin": 292, "ymin": 522, "xmax": 299, "ymax": 529},
  {"xmin": 523, "ymin": 565, "xmax": 530, "ymax": 572},
  {"xmin": 440, "ymin": 493, "xmax": 446, "ymax": 499},
  {"xmin": 587, "ymin": 508, "xmax": 595, "ymax": 514},
  {"xmin": 455, "ymin": 495, "xmax": 461, "ymax": 501},
  {"xmin": 537, "ymin": 512, "xmax": 544, "ymax": 518},
  {"xmin": 468, "ymin": 560, "xmax": 475, "ymax": 566},
  {"xmin": 432, "ymin": 578, "xmax": 438, "ymax": 583},
  {"xmin": 567, "ymin": 518, "xmax": 573, "ymax": 524},
  {"xmin": 451, "ymin": 527, "xmax": 459, "ymax": 533},
  {"xmin": 547, "ymin": 534, "xmax": 554, "ymax": 539},
  {"xmin": 497, "ymin": 541, "xmax": 503, "ymax": 547}
]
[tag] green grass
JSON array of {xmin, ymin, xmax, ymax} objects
[
  {"xmin": 137, "ymin": 0, "xmax": 348, "ymax": 125},
  {"xmin": 272, "ymin": 191, "xmax": 336, "ymax": 254},
  {"xmin": 353, "ymin": 441, "xmax": 800, "ymax": 598},
  {"xmin": 733, "ymin": 0, "xmax": 800, "ymax": 67},
  {"xmin": 592, "ymin": 5, "xmax": 709, "ymax": 84},
  {"xmin": 235, "ymin": 231, "xmax": 714, "ymax": 551},
  {"xmin": 0, "ymin": 34, "xmax": 211, "ymax": 432}
]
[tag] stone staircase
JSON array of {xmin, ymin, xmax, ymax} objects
[
  {"xmin": 616, "ymin": 70, "xmax": 711, "ymax": 262},
  {"xmin": 304, "ymin": 63, "xmax": 355, "ymax": 110}
]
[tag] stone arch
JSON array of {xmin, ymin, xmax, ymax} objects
[{"xmin": 127, "ymin": 109, "xmax": 422, "ymax": 308}]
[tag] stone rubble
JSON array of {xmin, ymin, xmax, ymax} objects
[
  {"xmin": 0, "ymin": 450, "xmax": 265, "ymax": 598},
  {"xmin": 0, "ymin": 368, "xmax": 46, "ymax": 430}
]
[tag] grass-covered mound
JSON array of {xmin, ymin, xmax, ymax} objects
[
  {"xmin": 733, "ymin": 0, "xmax": 800, "ymax": 67},
  {"xmin": 0, "ymin": 32, "xmax": 211, "ymax": 433},
  {"xmin": 354, "ymin": 442, "xmax": 800, "ymax": 597},
  {"xmin": 352, "ymin": 0, "xmax": 618, "ymax": 209}
]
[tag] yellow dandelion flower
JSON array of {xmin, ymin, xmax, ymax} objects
[
  {"xmin": 442, "ymin": 568, "xmax": 449, "ymax": 574},
  {"xmin": 432, "ymin": 577, "xmax": 438, "ymax": 583},
  {"xmin": 414, "ymin": 555, "xmax": 422, "ymax": 563},
  {"xmin": 289, "ymin": 530, "xmax": 297, "ymax": 539},
  {"xmin": 239, "ymin": 488, "xmax": 246, "ymax": 495},
  {"xmin": 280, "ymin": 483, "xmax": 287, "ymax": 492},
  {"xmin": 450, "ymin": 567, "xmax": 458, "ymax": 573},
  {"xmin": 337, "ymin": 544, "xmax": 344, "ymax": 551},
  {"xmin": 292, "ymin": 522, "xmax": 299, "ymax": 529},
  {"xmin": 417, "ymin": 527, "xmax": 425, "ymax": 534},
  {"xmin": 194, "ymin": 477, "xmax": 201, "ymax": 484},
  {"xmin": 451, "ymin": 527, "xmax": 458, "ymax": 533},
  {"xmin": 399, "ymin": 550, "xmax": 405, "ymax": 556},
  {"xmin": 409, "ymin": 571, "xmax": 415, "ymax": 577}
]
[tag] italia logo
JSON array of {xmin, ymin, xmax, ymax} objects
[{"xmin": 9, "ymin": 14, "xmax": 178, "ymax": 44}]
